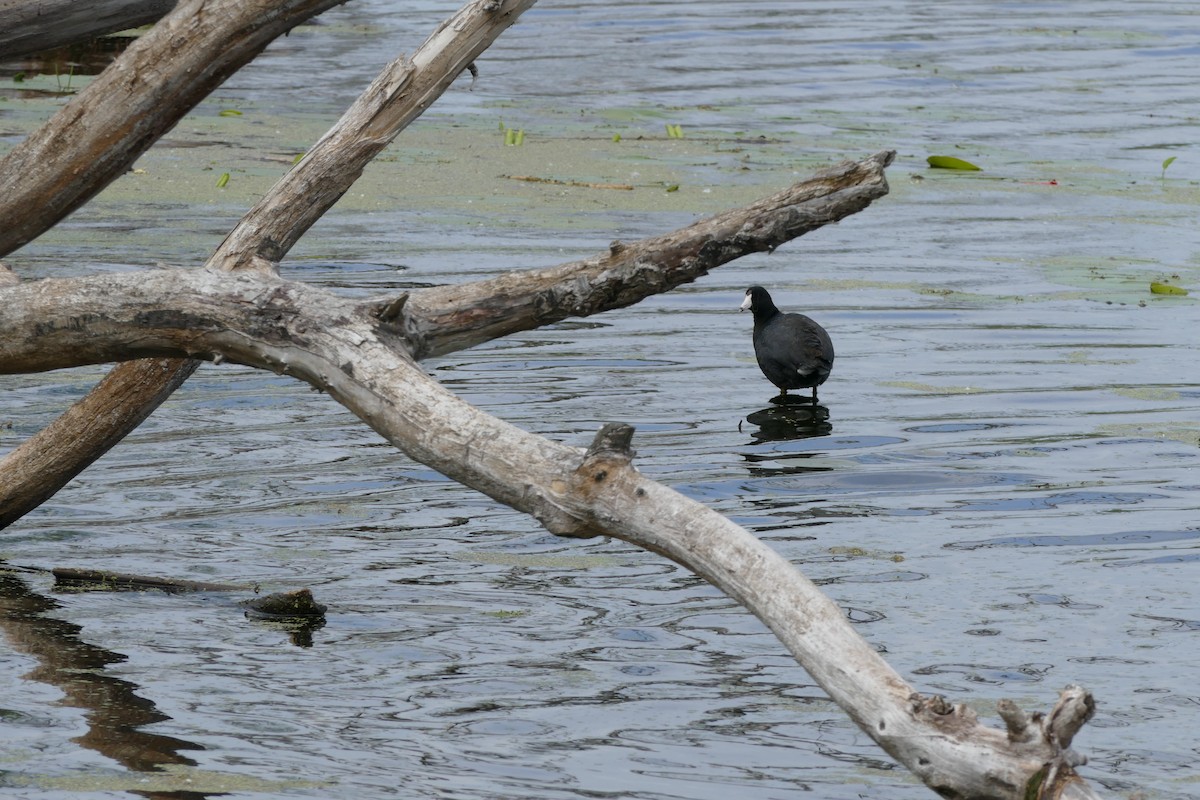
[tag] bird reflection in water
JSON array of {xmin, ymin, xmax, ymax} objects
[{"xmin": 743, "ymin": 399, "xmax": 832, "ymax": 443}]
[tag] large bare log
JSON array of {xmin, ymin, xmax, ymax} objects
[
  {"xmin": 0, "ymin": 0, "xmax": 175, "ymax": 59},
  {"xmin": 0, "ymin": 149, "xmax": 890, "ymax": 528},
  {"xmin": 0, "ymin": 265, "xmax": 1105, "ymax": 800},
  {"xmin": 0, "ymin": 0, "xmax": 535, "ymax": 528}
]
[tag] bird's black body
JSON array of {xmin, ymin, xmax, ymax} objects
[{"xmin": 740, "ymin": 286, "xmax": 834, "ymax": 403}]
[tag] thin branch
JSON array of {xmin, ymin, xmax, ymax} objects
[
  {"xmin": 399, "ymin": 151, "xmax": 895, "ymax": 358},
  {"xmin": 206, "ymin": 0, "xmax": 540, "ymax": 273}
]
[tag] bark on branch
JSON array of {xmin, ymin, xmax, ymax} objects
[
  {"xmin": 0, "ymin": 147, "xmax": 893, "ymax": 528},
  {"xmin": 0, "ymin": 263, "xmax": 1103, "ymax": 799},
  {"xmin": 400, "ymin": 150, "xmax": 895, "ymax": 358},
  {"xmin": 0, "ymin": 0, "xmax": 535, "ymax": 529},
  {"xmin": 0, "ymin": 1, "xmax": 1111, "ymax": 795}
]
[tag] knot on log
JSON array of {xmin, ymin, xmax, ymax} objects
[
  {"xmin": 544, "ymin": 423, "xmax": 639, "ymax": 540},
  {"xmin": 373, "ymin": 293, "xmax": 409, "ymax": 323},
  {"xmin": 910, "ymin": 692, "xmax": 954, "ymax": 716}
]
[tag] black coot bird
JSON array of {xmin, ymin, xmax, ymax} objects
[{"xmin": 740, "ymin": 286, "xmax": 834, "ymax": 404}]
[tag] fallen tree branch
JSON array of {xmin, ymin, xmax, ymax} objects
[
  {"xmin": 403, "ymin": 151, "xmax": 895, "ymax": 358},
  {"xmin": 0, "ymin": 0, "xmax": 536, "ymax": 529},
  {"xmin": 0, "ymin": 0, "xmax": 354, "ymax": 526},
  {"xmin": 0, "ymin": 148, "xmax": 891, "ymax": 529},
  {"xmin": 0, "ymin": 265, "xmax": 1104, "ymax": 799}
]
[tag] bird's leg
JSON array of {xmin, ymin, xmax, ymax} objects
[{"xmin": 810, "ymin": 387, "xmax": 819, "ymax": 405}]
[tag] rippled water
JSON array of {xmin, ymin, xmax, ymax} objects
[{"xmin": 3, "ymin": 1, "xmax": 1200, "ymax": 798}]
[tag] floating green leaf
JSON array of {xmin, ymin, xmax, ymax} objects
[
  {"xmin": 219, "ymin": 108, "xmax": 242, "ymax": 117},
  {"xmin": 665, "ymin": 184, "xmax": 680, "ymax": 193},
  {"xmin": 12, "ymin": 72, "xmax": 25, "ymax": 83},
  {"xmin": 503, "ymin": 128, "xmax": 525, "ymax": 146},
  {"xmin": 927, "ymin": 155, "xmax": 982, "ymax": 171},
  {"xmin": 612, "ymin": 133, "xmax": 621, "ymax": 143},
  {"xmin": 1161, "ymin": 155, "xmax": 1177, "ymax": 179},
  {"xmin": 665, "ymin": 123, "xmax": 684, "ymax": 139},
  {"xmin": 216, "ymin": 172, "xmax": 230, "ymax": 188},
  {"xmin": 1150, "ymin": 281, "xmax": 1188, "ymax": 296}
]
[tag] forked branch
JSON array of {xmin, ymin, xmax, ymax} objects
[{"xmin": 0, "ymin": 259, "xmax": 1104, "ymax": 799}]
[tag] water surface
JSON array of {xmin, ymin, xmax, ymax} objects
[{"xmin": 2, "ymin": 1, "xmax": 1199, "ymax": 798}]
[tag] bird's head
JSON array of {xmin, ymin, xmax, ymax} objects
[{"xmin": 740, "ymin": 286, "xmax": 771, "ymax": 313}]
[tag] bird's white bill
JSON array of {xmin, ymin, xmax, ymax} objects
[{"xmin": 739, "ymin": 293, "xmax": 752, "ymax": 311}]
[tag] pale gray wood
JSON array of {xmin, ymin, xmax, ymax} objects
[
  {"xmin": 0, "ymin": 0, "xmax": 531, "ymax": 528},
  {"xmin": 0, "ymin": 265, "xmax": 1106, "ymax": 800},
  {"xmin": 205, "ymin": 0, "xmax": 540, "ymax": 273}
]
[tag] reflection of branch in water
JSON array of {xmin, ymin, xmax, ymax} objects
[
  {"xmin": 0, "ymin": 571, "xmax": 208, "ymax": 798},
  {"xmin": 744, "ymin": 402, "xmax": 833, "ymax": 444}
]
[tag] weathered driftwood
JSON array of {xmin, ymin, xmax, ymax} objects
[
  {"xmin": 402, "ymin": 152, "xmax": 894, "ymax": 359},
  {"xmin": 0, "ymin": 254, "xmax": 1102, "ymax": 799},
  {"xmin": 0, "ymin": 0, "xmax": 1112, "ymax": 796},
  {"xmin": 0, "ymin": 0, "xmax": 536, "ymax": 528},
  {"xmin": 0, "ymin": 0, "xmax": 175, "ymax": 59}
]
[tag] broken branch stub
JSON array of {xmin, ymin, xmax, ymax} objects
[
  {"xmin": 0, "ymin": 147, "xmax": 893, "ymax": 531},
  {"xmin": 0, "ymin": 237, "xmax": 1106, "ymax": 797},
  {"xmin": 0, "ymin": 0, "xmax": 538, "ymax": 530}
]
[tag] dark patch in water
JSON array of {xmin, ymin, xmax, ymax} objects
[
  {"xmin": 952, "ymin": 490, "xmax": 1164, "ymax": 512},
  {"xmin": 948, "ymin": 528, "xmax": 1200, "ymax": 550}
]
